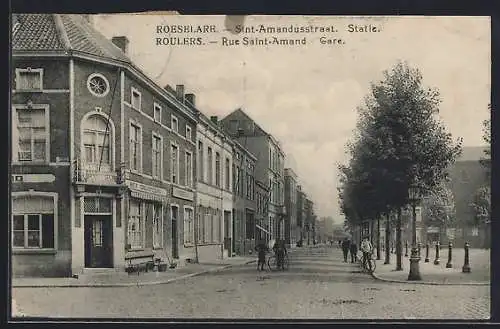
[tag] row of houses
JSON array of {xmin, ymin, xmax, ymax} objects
[{"xmin": 10, "ymin": 14, "xmax": 318, "ymax": 278}]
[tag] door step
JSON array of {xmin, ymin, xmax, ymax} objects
[{"xmin": 74, "ymin": 267, "xmax": 127, "ymax": 279}]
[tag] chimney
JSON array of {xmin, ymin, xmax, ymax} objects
[
  {"xmin": 210, "ymin": 116, "xmax": 218, "ymax": 124},
  {"xmin": 175, "ymin": 84, "xmax": 185, "ymax": 103},
  {"xmin": 111, "ymin": 36, "xmax": 129, "ymax": 54},
  {"xmin": 185, "ymin": 93, "xmax": 196, "ymax": 106}
]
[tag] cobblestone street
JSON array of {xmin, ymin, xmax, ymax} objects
[{"xmin": 12, "ymin": 247, "xmax": 490, "ymax": 319}]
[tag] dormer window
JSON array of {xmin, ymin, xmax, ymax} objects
[
  {"xmin": 171, "ymin": 115, "xmax": 179, "ymax": 133},
  {"xmin": 16, "ymin": 68, "xmax": 43, "ymax": 91},
  {"xmin": 131, "ymin": 88, "xmax": 141, "ymax": 110}
]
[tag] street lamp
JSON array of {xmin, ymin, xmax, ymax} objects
[{"xmin": 408, "ymin": 183, "xmax": 423, "ymax": 281}]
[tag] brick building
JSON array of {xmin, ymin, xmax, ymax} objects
[
  {"xmin": 221, "ymin": 109, "xmax": 286, "ymax": 242},
  {"xmin": 11, "ymin": 14, "xmax": 197, "ymax": 277},
  {"xmin": 284, "ymin": 168, "xmax": 299, "ymax": 248},
  {"xmin": 231, "ymin": 139, "xmax": 257, "ymax": 256}
]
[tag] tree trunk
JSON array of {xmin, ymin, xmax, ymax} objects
[
  {"xmin": 370, "ymin": 219, "xmax": 375, "ymax": 244},
  {"xmin": 376, "ymin": 217, "xmax": 381, "ymax": 260},
  {"xmin": 396, "ymin": 207, "xmax": 403, "ymax": 271},
  {"xmin": 384, "ymin": 213, "xmax": 390, "ymax": 264}
]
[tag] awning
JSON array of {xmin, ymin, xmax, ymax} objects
[{"xmin": 130, "ymin": 191, "xmax": 167, "ymax": 203}]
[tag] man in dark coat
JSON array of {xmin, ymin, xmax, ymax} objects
[
  {"xmin": 255, "ymin": 240, "xmax": 268, "ymax": 271},
  {"xmin": 350, "ymin": 241, "xmax": 358, "ymax": 263},
  {"xmin": 341, "ymin": 238, "xmax": 351, "ymax": 262}
]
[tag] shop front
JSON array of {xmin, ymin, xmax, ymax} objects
[{"xmin": 171, "ymin": 185, "xmax": 196, "ymax": 264}]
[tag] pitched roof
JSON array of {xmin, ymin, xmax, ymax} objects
[{"xmin": 12, "ymin": 14, "xmax": 131, "ymax": 63}]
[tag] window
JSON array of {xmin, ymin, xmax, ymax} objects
[
  {"xmin": 12, "ymin": 194, "xmax": 55, "ymax": 249},
  {"xmin": 128, "ymin": 200, "xmax": 143, "ymax": 249},
  {"xmin": 83, "ymin": 115, "xmax": 111, "ymax": 166},
  {"xmin": 225, "ymin": 158, "xmax": 230, "ymax": 190},
  {"xmin": 246, "ymin": 212, "xmax": 255, "ymax": 239},
  {"xmin": 215, "ymin": 152, "xmax": 221, "ymax": 187},
  {"xmin": 185, "ymin": 151, "xmax": 193, "ymax": 187},
  {"xmin": 184, "ymin": 207, "xmax": 194, "ymax": 245},
  {"xmin": 130, "ymin": 123, "xmax": 142, "ymax": 171},
  {"xmin": 171, "ymin": 144, "xmax": 179, "ymax": 184},
  {"xmin": 16, "ymin": 68, "xmax": 43, "ymax": 90},
  {"xmin": 197, "ymin": 207, "xmax": 204, "ymax": 243},
  {"xmin": 204, "ymin": 208, "xmax": 211, "ymax": 243},
  {"xmin": 186, "ymin": 126, "xmax": 192, "ymax": 141},
  {"xmin": 207, "ymin": 147, "xmax": 213, "ymax": 185},
  {"xmin": 171, "ymin": 115, "xmax": 178, "ymax": 133},
  {"xmin": 198, "ymin": 141, "xmax": 204, "ymax": 182},
  {"xmin": 152, "ymin": 134, "xmax": 163, "ymax": 179},
  {"xmin": 13, "ymin": 107, "xmax": 49, "ymax": 162},
  {"xmin": 87, "ymin": 73, "xmax": 110, "ymax": 97},
  {"xmin": 233, "ymin": 165, "xmax": 239, "ymax": 194},
  {"xmin": 153, "ymin": 103, "xmax": 162, "ymax": 123},
  {"xmin": 131, "ymin": 88, "xmax": 141, "ymax": 110},
  {"xmin": 152, "ymin": 204, "xmax": 162, "ymax": 249}
]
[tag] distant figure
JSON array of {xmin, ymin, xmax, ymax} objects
[
  {"xmin": 360, "ymin": 237, "xmax": 374, "ymax": 268},
  {"xmin": 341, "ymin": 238, "xmax": 351, "ymax": 262},
  {"xmin": 350, "ymin": 241, "xmax": 358, "ymax": 263},
  {"xmin": 338, "ymin": 240, "xmax": 342, "ymax": 248},
  {"xmin": 255, "ymin": 240, "xmax": 268, "ymax": 271},
  {"xmin": 273, "ymin": 239, "xmax": 287, "ymax": 270}
]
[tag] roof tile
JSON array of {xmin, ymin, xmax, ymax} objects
[{"xmin": 12, "ymin": 14, "xmax": 65, "ymax": 51}]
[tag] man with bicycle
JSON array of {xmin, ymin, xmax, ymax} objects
[
  {"xmin": 273, "ymin": 239, "xmax": 287, "ymax": 271},
  {"xmin": 360, "ymin": 237, "xmax": 373, "ymax": 270}
]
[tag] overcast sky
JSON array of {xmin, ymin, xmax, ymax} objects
[{"xmin": 93, "ymin": 15, "xmax": 490, "ymax": 223}]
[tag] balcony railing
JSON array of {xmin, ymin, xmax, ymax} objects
[{"xmin": 73, "ymin": 159, "xmax": 125, "ymax": 185}]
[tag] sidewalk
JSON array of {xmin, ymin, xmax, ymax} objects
[
  {"xmin": 12, "ymin": 256, "xmax": 256, "ymax": 288},
  {"xmin": 371, "ymin": 248, "xmax": 490, "ymax": 285}
]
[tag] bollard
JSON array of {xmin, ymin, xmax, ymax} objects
[
  {"xmin": 446, "ymin": 242, "xmax": 453, "ymax": 268},
  {"xmin": 462, "ymin": 242, "xmax": 471, "ymax": 273},
  {"xmin": 424, "ymin": 243, "xmax": 430, "ymax": 262},
  {"xmin": 405, "ymin": 240, "xmax": 409, "ymax": 257},
  {"xmin": 434, "ymin": 241, "xmax": 440, "ymax": 265}
]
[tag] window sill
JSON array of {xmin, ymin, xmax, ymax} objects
[{"xmin": 12, "ymin": 249, "xmax": 57, "ymax": 255}]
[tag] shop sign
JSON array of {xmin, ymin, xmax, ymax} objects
[
  {"xmin": 12, "ymin": 174, "xmax": 55, "ymax": 183},
  {"xmin": 172, "ymin": 186, "xmax": 194, "ymax": 201}
]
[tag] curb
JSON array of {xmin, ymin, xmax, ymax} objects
[
  {"xmin": 13, "ymin": 260, "xmax": 256, "ymax": 288},
  {"xmin": 370, "ymin": 271, "xmax": 490, "ymax": 286}
]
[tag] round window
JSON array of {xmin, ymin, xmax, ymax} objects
[{"xmin": 87, "ymin": 73, "xmax": 110, "ymax": 97}]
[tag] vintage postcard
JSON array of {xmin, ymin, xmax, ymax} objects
[{"xmin": 10, "ymin": 13, "xmax": 491, "ymax": 320}]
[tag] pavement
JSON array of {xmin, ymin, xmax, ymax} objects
[
  {"xmin": 371, "ymin": 248, "xmax": 490, "ymax": 285},
  {"xmin": 12, "ymin": 256, "xmax": 256, "ymax": 288},
  {"xmin": 11, "ymin": 246, "xmax": 490, "ymax": 319}
]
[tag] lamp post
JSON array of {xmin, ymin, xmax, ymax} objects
[{"xmin": 408, "ymin": 183, "xmax": 422, "ymax": 281}]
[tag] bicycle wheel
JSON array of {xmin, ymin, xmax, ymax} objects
[
  {"xmin": 267, "ymin": 255, "xmax": 276, "ymax": 271},
  {"xmin": 368, "ymin": 258, "xmax": 376, "ymax": 273}
]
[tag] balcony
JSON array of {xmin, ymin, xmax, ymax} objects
[{"xmin": 73, "ymin": 159, "xmax": 125, "ymax": 186}]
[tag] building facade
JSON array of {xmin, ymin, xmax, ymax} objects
[
  {"xmin": 195, "ymin": 113, "xmax": 234, "ymax": 261},
  {"xmin": 11, "ymin": 14, "xmax": 197, "ymax": 277},
  {"xmin": 221, "ymin": 109, "xmax": 286, "ymax": 242},
  {"xmin": 296, "ymin": 185, "xmax": 306, "ymax": 245},
  {"xmin": 284, "ymin": 168, "xmax": 299, "ymax": 248},
  {"xmin": 304, "ymin": 198, "xmax": 314, "ymax": 245},
  {"xmin": 231, "ymin": 140, "xmax": 257, "ymax": 256},
  {"xmin": 255, "ymin": 180, "xmax": 270, "ymax": 243}
]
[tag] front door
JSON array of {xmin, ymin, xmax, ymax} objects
[
  {"xmin": 171, "ymin": 206, "xmax": 179, "ymax": 259},
  {"xmin": 84, "ymin": 215, "xmax": 112, "ymax": 268},
  {"xmin": 224, "ymin": 211, "xmax": 231, "ymax": 257}
]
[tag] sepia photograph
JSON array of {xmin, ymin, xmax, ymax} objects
[{"xmin": 10, "ymin": 13, "xmax": 491, "ymax": 320}]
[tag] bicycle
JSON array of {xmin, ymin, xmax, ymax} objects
[
  {"xmin": 267, "ymin": 253, "xmax": 290, "ymax": 271},
  {"xmin": 358, "ymin": 251, "xmax": 376, "ymax": 274}
]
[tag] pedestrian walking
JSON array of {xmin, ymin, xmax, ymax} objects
[
  {"xmin": 350, "ymin": 241, "xmax": 358, "ymax": 263},
  {"xmin": 360, "ymin": 237, "xmax": 373, "ymax": 269},
  {"xmin": 255, "ymin": 240, "xmax": 268, "ymax": 271},
  {"xmin": 341, "ymin": 238, "xmax": 350, "ymax": 262}
]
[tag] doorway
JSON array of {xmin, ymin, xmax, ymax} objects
[
  {"xmin": 171, "ymin": 206, "xmax": 179, "ymax": 259},
  {"xmin": 84, "ymin": 215, "xmax": 113, "ymax": 268},
  {"xmin": 224, "ymin": 210, "xmax": 231, "ymax": 257}
]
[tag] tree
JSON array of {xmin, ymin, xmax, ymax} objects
[
  {"xmin": 338, "ymin": 61, "xmax": 463, "ymax": 271},
  {"xmin": 422, "ymin": 181, "xmax": 456, "ymax": 242},
  {"xmin": 479, "ymin": 104, "xmax": 491, "ymax": 177},
  {"xmin": 470, "ymin": 185, "xmax": 491, "ymax": 248}
]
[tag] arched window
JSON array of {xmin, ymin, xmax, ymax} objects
[{"xmin": 82, "ymin": 114, "xmax": 112, "ymax": 167}]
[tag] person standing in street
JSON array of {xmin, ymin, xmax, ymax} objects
[
  {"xmin": 341, "ymin": 238, "xmax": 350, "ymax": 262},
  {"xmin": 350, "ymin": 240, "xmax": 358, "ymax": 263},
  {"xmin": 360, "ymin": 237, "xmax": 373, "ymax": 269},
  {"xmin": 255, "ymin": 240, "xmax": 268, "ymax": 271}
]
